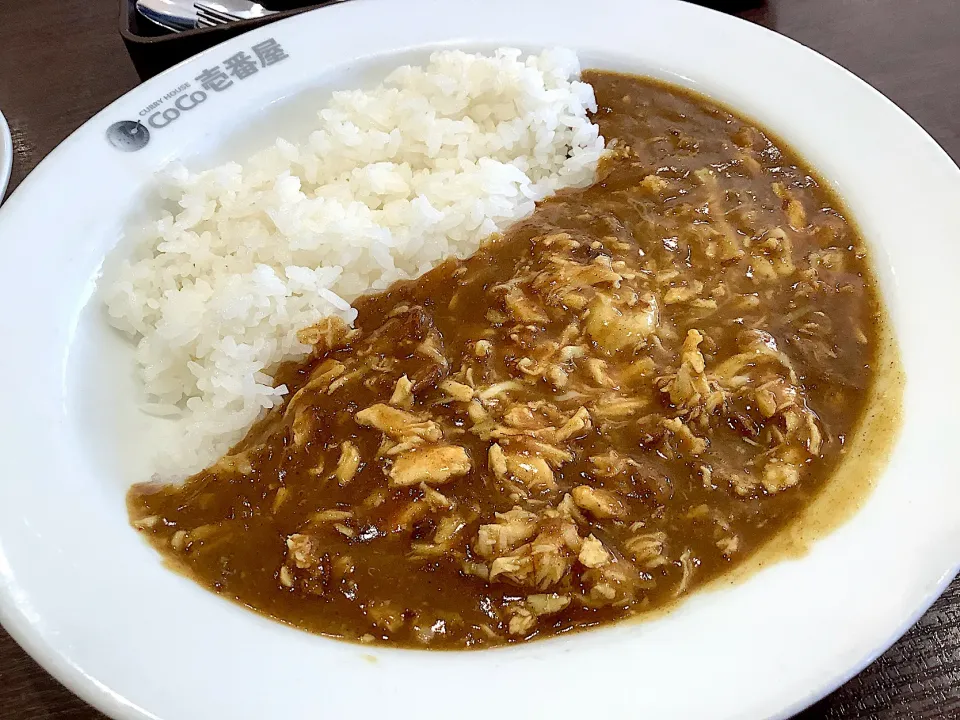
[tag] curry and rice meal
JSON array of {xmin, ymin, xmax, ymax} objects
[{"xmin": 107, "ymin": 50, "xmax": 897, "ymax": 648}]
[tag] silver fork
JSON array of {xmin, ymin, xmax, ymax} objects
[
  {"xmin": 195, "ymin": 0, "xmax": 349, "ymax": 26},
  {"xmin": 194, "ymin": 0, "xmax": 278, "ymax": 27}
]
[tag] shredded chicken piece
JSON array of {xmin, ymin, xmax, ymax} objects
[
  {"xmin": 556, "ymin": 493, "xmax": 586, "ymax": 524},
  {"xmin": 503, "ymin": 285, "xmax": 550, "ymax": 323},
  {"xmin": 555, "ymin": 406, "xmax": 592, "ymax": 441},
  {"xmin": 624, "ymin": 531, "xmax": 669, "ymax": 569},
  {"xmin": 664, "ymin": 280, "xmax": 704, "ymax": 305},
  {"xmin": 488, "ymin": 443, "xmax": 509, "ymax": 480},
  {"xmin": 661, "ymin": 417, "xmax": 708, "ymax": 455},
  {"xmin": 503, "ymin": 404, "xmax": 551, "ymax": 430},
  {"xmin": 489, "ymin": 444, "xmax": 557, "ymax": 491},
  {"xmin": 367, "ymin": 601, "xmax": 405, "ymax": 633},
  {"xmin": 728, "ymin": 473, "xmax": 759, "ymax": 497},
  {"xmin": 474, "ymin": 507, "xmax": 539, "ymax": 558},
  {"xmin": 588, "ymin": 450, "xmax": 636, "ymax": 478},
  {"xmin": 420, "ymin": 483, "xmax": 454, "ymax": 510},
  {"xmin": 712, "ymin": 329, "xmax": 799, "ymax": 385},
  {"xmin": 582, "ymin": 559, "xmax": 641, "ymax": 606},
  {"xmin": 285, "ymin": 534, "xmax": 322, "ymax": 569},
  {"xmin": 760, "ymin": 227, "xmax": 796, "ymax": 276},
  {"xmin": 439, "ymin": 379, "xmax": 474, "ymax": 402},
  {"xmin": 661, "ymin": 329, "xmax": 715, "ymax": 413},
  {"xmin": 773, "ymin": 182, "xmax": 807, "ymax": 230},
  {"xmin": 355, "ymin": 404, "xmax": 442, "ymax": 443},
  {"xmin": 474, "ymin": 340, "xmax": 492, "ymax": 358},
  {"xmin": 335, "ymin": 441, "xmax": 361, "ymax": 486},
  {"xmin": 296, "ymin": 316, "xmax": 354, "ymax": 354},
  {"xmin": 716, "ymin": 534, "xmax": 740, "ymax": 556},
  {"xmin": 411, "ymin": 515, "xmax": 467, "ymax": 558},
  {"xmin": 571, "ymin": 485, "xmax": 626, "ymax": 519},
  {"xmin": 591, "ymin": 394, "xmax": 650, "ymax": 420},
  {"xmin": 694, "ymin": 167, "xmax": 744, "ymax": 261},
  {"xmin": 286, "ymin": 360, "xmax": 347, "ymax": 416},
  {"xmin": 506, "ymin": 606, "xmax": 537, "ymax": 635},
  {"xmin": 509, "ymin": 454, "xmax": 557, "ymax": 491},
  {"xmin": 389, "ymin": 445, "xmax": 471, "ymax": 487},
  {"xmin": 754, "ymin": 386, "xmax": 779, "ymax": 418},
  {"xmin": 307, "ymin": 509, "xmax": 353, "ymax": 524},
  {"xmin": 526, "ymin": 593, "xmax": 571, "ymax": 615},
  {"xmin": 477, "ymin": 381, "xmax": 526, "ymax": 401},
  {"xmin": 674, "ymin": 549, "xmax": 698, "ymax": 597},
  {"xmin": 761, "ymin": 450, "xmax": 803, "ymax": 494},
  {"xmin": 488, "ymin": 521, "xmax": 579, "ymax": 589},
  {"xmin": 640, "ymin": 173, "xmax": 669, "ymax": 195},
  {"xmin": 585, "ymin": 293, "xmax": 659, "ymax": 353},
  {"xmin": 578, "ymin": 534, "xmax": 612, "ymax": 568},
  {"xmin": 461, "ymin": 560, "xmax": 490, "ymax": 581},
  {"xmin": 389, "ymin": 375, "xmax": 415, "ymax": 409},
  {"xmin": 271, "ymin": 487, "xmax": 289, "ymax": 514},
  {"xmin": 521, "ymin": 440, "xmax": 574, "ymax": 467}
]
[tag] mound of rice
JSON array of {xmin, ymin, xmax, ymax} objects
[{"xmin": 104, "ymin": 47, "xmax": 604, "ymax": 475}]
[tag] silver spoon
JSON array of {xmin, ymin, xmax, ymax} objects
[{"xmin": 135, "ymin": 0, "xmax": 197, "ymax": 31}]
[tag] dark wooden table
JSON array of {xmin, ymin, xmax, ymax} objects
[{"xmin": 0, "ymin": 0, "xmax": 957, "ymax": 717}]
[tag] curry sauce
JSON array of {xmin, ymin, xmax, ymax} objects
[{"xmin": 128, "ymin": 72, "xmax": 894, "ymax": 648}]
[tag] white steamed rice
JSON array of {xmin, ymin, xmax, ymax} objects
[{"xmin": 104, "ymin": 47, "xmax": 604, "ymax": 475}]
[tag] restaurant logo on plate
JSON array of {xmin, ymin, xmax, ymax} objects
[
  {"xmin": 106, "ymin": 120, "xmax": 150, "ymax": 152},
  {"xmin": 104, "ymin": 38, "xmax": 289, "ymax": 152}
]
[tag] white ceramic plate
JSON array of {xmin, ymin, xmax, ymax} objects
[
  {"xmin": 0, "ymin": 1, "xmax": 958, "ymax": 718},
  {"xmin": 0, "ymin": 109, "xmax": 12, "ymax": 199}
]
